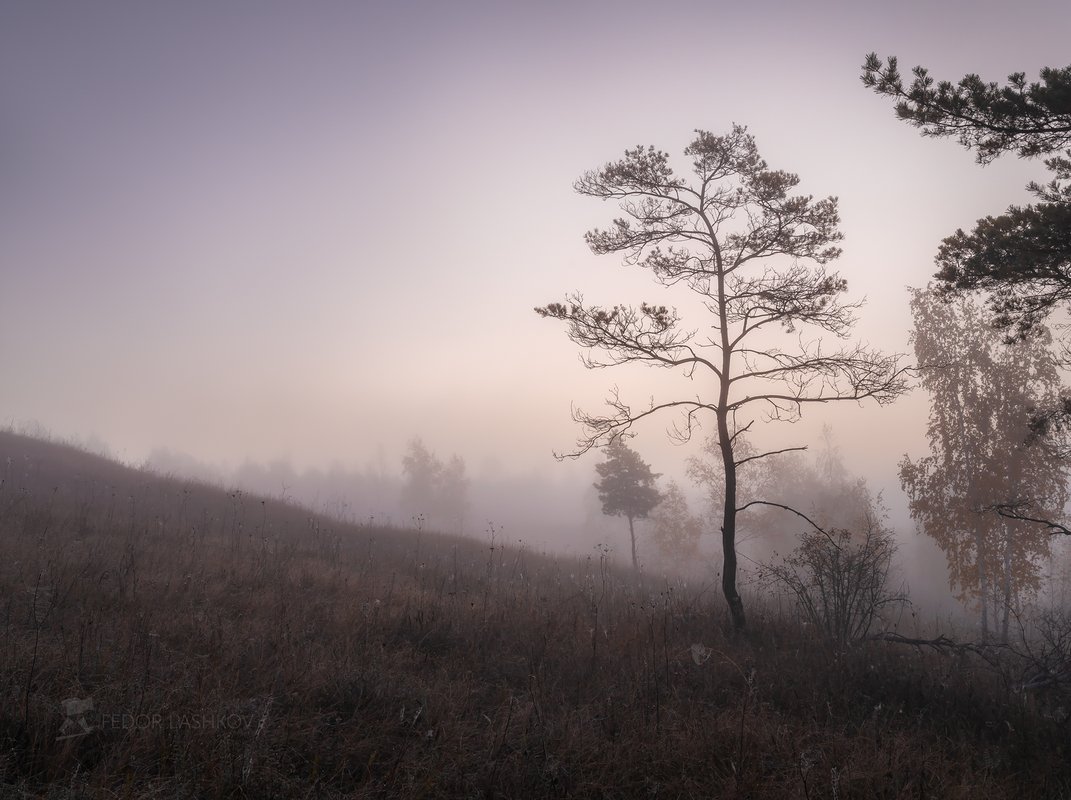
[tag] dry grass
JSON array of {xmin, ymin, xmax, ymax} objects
[{"xmin": 1, "ymin": 430, "xmax": 1069, "ymax": 799}]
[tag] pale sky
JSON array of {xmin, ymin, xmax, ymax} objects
[{"xmin": 2, "ymin": 0, "xmax": 1069, "ymax": 497}]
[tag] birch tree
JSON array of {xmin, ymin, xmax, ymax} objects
[{"xmin": 899, "ymin": 288, "xmax": 1068, "ymax": 641}]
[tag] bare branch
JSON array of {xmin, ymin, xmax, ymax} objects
[
  {"xmin": 737, "ymin": 500, "xmax": 841, "ymax": 550},
  {"xmin": 556, "ymin": 390, "xmax": 715, "ymax": 459},
  {"xmin": 989, "ymin": 501, "xmax": 1071, "ymax": 536},
  {"xmin": 733, "ymin": 446, "xmax": 807, "ymax": 468},
  {"xmin": 535, "ymin": 294, "xmax": 722, "ymax": 378}
]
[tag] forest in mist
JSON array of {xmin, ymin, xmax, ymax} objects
[{"xmin": 134, "ymin": 426, "xmax": 967, "ymax": 621}]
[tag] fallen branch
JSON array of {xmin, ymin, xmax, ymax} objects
[{"xmin": 867, "ymin": 632, "xmax": 1011, "ymax": 667}]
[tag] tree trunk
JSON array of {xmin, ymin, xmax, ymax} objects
[
  {"xmin": 628, "ymin": 515, "xmax": 637, "ymax": 571},
  {"xmin": 952, "ymin": 379, "xmax": 990, "ymax": 642},
  {"xmin": 976, "ymin": 529, "xmax": 990, "ymax": 642},
  {"xmin": 718, "ymin": 408, "xmax": 746, "ymax": 630},
  {"xmin": 714, "ymin": 244, "xmax": 745, "ymax": 631},
  {"xmin": 1001, "ymin": 522, "xmax": 1012, "ymax": 644}
]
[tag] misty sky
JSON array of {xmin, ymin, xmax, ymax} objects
[{"xmin": 2, "ymin": 0, "xmax": 1069, "ymax": 494}]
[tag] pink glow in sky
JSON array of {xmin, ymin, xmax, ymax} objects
[{"xmin": 2, "ymin": 0, "xmax": 1068, "ymax": 499}]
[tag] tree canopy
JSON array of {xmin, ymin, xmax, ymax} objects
[
  {"xmin": 934, "ymin": 200, "xmax": 1071, "ymax": 342},
  {"xmin": 863, "ymin": 54, "xmax": 1071, "ymax": 342},
  {"xmin": 899, "ymin": 289, "xmax": 1068, "ymax": 641},
  {"xmin": 538, "ymin": 125, "xmax": 907, "ymax": 628},
  {"xmin": 861, "ymin": 54, "xmax": 1071, "ymax": 163}
]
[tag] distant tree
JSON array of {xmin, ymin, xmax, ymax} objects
[
  {"xmin": 758, "ymin": 453, "xmax": 881, "ymax": 559},
  {"xmin": 688, "ymin": 427, "xmax": 884, "ymax": 560},
  {"xmin": 684, "ymin": 433, "xmax": 730, "ymax": 537},
  {"xmin": 593, "ymin": 440, "xmax": 662, "ymax": 570},
  {"xmin": 438, "ymin": 455, "xmax": 470, "ymax": 534},
  {"xmin": 400, "ymin": 438, "xmax": 442, "ymax": 528},
  {"xmin": 537, "ymin": 126, "xmax": 908, "ymax": 629},
  {"xmin": 899, "ymin": 288, "xmax": 1068, "ymax": 641},
  {"xmin": 400, "ymin": 439, "xmax": 470, "ymax": 533},
  {"xmin": 648, "ymin": 480, "xmax": 703, "ymax": 568},
  {"xmin": 862, "ymin": 54, "xmax": 1071, "ymax": 343}
]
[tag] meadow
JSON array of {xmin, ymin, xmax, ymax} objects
[{"xmin": 2, "ymin": 430, "xmax": 1069, "ymax": 799}]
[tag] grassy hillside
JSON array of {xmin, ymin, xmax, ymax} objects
[{"xmin": 1, "ymin": 430, "xmax": 1069, "ymax": 798}]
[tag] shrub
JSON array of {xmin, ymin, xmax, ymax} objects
[{"xmin": 760, "ymin": 522, "xmax": 905, "ymax": 647}]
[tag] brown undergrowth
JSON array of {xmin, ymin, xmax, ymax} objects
[{"xmin": 1, "ymin": 430, "xmax": 1069, "ymax": 798}]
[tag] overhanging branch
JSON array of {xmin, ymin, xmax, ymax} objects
[
  {"xmin": 734, "ymin": 446, "xmax": 807, "ymax": 468},
  {"xmin": 737, "ymin": 500, "xmax": 841, "ymax": 550},
  {"xmin": 989, "ymin": 501, "xmax": 1071, "ymax": 535}
]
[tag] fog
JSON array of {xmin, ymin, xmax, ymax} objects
[
  {"xmin": 3, "ymin": 1, "xmax": 1068, "ymax": 624},
  {"xmin": 126, "ymin": 424, "xmax": 965, "ymax": 625}
]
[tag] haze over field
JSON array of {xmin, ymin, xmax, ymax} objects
[
  {"xmin": 1, "ymin": 1, "xmax": 1068, "ymax": 567},
  {"xmin": 10, "ymin": 6, "xmax": 1071, "ymax": 794}
]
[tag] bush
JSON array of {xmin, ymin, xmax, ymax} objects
[{"xmin": 760, "ymin": 522, "xmax": 905, "ymax": 647}]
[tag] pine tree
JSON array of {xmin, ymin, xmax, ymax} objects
[
  {"xmin": 593, "ymin": 440, "xmax": 662, "ymax": 570},
  {"xmin": 538, "ymin": 126, "xmax": 907, "ymax": 628}
]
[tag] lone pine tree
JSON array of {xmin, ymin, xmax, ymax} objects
[{"xmin": 538, "ymin": 125, "xmax": 907, "ymax": 629}]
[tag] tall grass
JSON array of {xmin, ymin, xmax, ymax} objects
[{"xmin": 1, "ymin": 430, "xmax": 1069, "ymax": 798}]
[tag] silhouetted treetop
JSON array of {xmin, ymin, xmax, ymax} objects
[
  {"xmin": 864, "ymin": 54, "xmax": 1071, "ymax": 344},
  {"xmin": 574, "ymin": 127, "xmax": 843, "ymax": 274},
  {"xmin": 934, "ymin": 202, "xmax": 1071, "ymax": 340},
  {"xmin": 862, "ymin": 54, "xmax": 1071, "ymax": 163}
]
